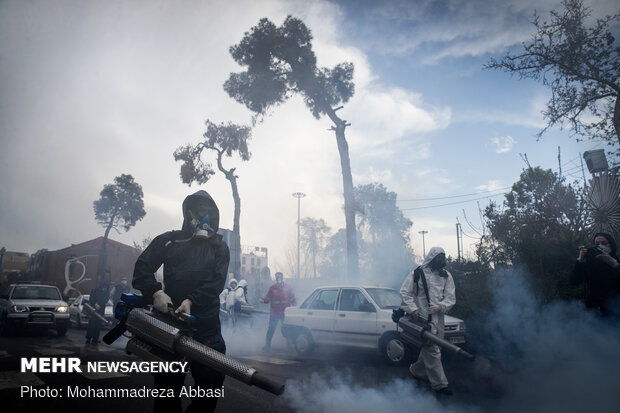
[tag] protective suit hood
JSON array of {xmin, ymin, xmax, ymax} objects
[
  {"xmin": 422, "ymin": 247, "xmax": 446, "ymax": 267},
  {"xmin": 181, "ymin": 190, "xmax": 220, "ymax": 236}
]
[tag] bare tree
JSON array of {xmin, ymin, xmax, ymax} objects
[
  {"xmin": 224, "ymin": 16, "xmax": 360, "ymax": 282},
  {"xmin": 174, "ymin": 120, "xmax": 252, "ymax": 278},
  {"xmin": 278, "ymin": 241, "xmax": 311, "ymax": 280},
  {"xmin": 486, "ymin": 0, "xmax": 620, "ymax": 147},
  {"xmin": 93, "ymin": 174, "xmax": 146, "ymax": 281},
  {"xmin": 300, "ymin": 217, "xmax": 331, "ymax": 278},
  {"xmin": 133, "ymin": 235, "xmax": 153, "ymax": 254}
]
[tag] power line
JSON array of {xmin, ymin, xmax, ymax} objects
[
  {"xmin": 398, "ymin": 186, "xmax": 511, "ymax": 202},
  {"xmin": 401, "ymin": 193, "xmax": 506, "ymax": 211}
]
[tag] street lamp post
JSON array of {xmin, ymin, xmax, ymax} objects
[
  {"xmin": 292, "ymin": 192, "xmax": 306, "ymax": 279},
  {"xmin": 418, "ymin": 230, "xmax": 428, "ymax": 258}
]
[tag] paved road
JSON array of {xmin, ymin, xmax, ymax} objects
[{"xmin": 1, "ymin": 322, "xmax": 503, "ymax": 413}]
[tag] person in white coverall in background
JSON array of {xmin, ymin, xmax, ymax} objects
[
  {"xmin": 220, "ymin": 278, "xmax": 237, "ymax": 309},
  {"xmin": 235, "ymin": 279, "xmax": 249, "ymax": 306},
  {"xmin": 400, "ymin": 246, "xmax": 455, "ymax": 395}
]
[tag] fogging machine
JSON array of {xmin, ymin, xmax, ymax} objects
[
  {"xmin": 103, "ymin": 294, "xmax": 285, "ymax": 395},
  {"xmin": 82, "ymin": 302, "xmax": 111, "ymax": 326},
  {"xmin": 393, "ymin": 309, "xmax": 474, "ymax": 360}
]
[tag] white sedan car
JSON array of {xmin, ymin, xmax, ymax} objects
[{"xmin": 282, "ymin": 285, "xmax": 466, "ymax": 365}]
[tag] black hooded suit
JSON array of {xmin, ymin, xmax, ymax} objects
[{"xmin": 133, "ymin": 190, "xmax": 230, "ymax": 413}]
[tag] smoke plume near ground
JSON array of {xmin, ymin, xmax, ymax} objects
[
  {"xmin": 281, "ymin": 368, "xmax": 481, "ymax": 413},
  {"xmin": 277, "ymin": 270, "xmax": 620, "ymax": 413},
  {"xmin": 478, "ymin": 272, "xmax": 620, "ymax": 413}
]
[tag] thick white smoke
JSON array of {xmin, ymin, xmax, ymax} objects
[
  {"xmin": 281, "ymin": 368, "xmax": 481, "ymax": 413},
  {"xmin": 273, "ymin": 270, "xmax": 620, "ymax": 413},
  {"xmin": 479, "ymin": 272, "xmax": 620, "ymax": 413}
]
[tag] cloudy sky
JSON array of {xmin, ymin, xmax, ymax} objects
[{"xmin": 1, "ymin": 0, "xmax": 618, "ymax": 273}]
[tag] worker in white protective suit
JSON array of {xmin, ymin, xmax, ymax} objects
[
  {"xmin": 225, "ymin": 279, "xmax": 248, "ymax": 325},
  {"xmin": 219, "ymin": 278, "xmax": 237, "ymax": 309},
  {"xmin": 224, "ymin": 279, "xmax": 239, "ymax": 310},
  {"xmin": 400, "ymin": 246, "xmax": 455, "ymax": 395},
  {"xmin": 235, "ymin": 279, "xmax": 249, "ymax": 306}
]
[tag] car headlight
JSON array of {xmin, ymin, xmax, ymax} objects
[
  {"xmin": 56, "ymin": 306, "xmax": 68, "ymax": 313},
  {"xmin": 11, "ymin": 305, "xmax": 29, "ymax": 312}
]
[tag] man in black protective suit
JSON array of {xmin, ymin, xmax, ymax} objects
[
  {"xmin": 85, "ymin": 281, "xmax": 110, "ymax": 344},
  {"xmin": 133, "ymin": 190, "xmax": 230, "ymax": 413},
  {"xmin": 112, "ymin": 276, "xmax": 131, "ymax": 306}
]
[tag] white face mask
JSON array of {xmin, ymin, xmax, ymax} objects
[{"xmin": 597, "ymin": 244, "xmax": 612, "ymax": 254}]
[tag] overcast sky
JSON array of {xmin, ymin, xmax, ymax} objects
[{"xmin": 1, "ymin": 0, "xmax": 618, "ymax": 274}]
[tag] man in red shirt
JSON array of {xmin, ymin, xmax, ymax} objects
[{"xmin": 261, "ymin": 272, "xmax": 296, "ymax": 352}]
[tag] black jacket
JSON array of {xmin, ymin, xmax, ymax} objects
[
  {"xmin": 571, "ymin": 254, "xmax": 620, "ymax": 313},
  {"xmin": 89, "ymin": 285, "xmax": 110, "ymax": 316},
  {"xmin": 132, "ymin": 191, "xmax": 230, "ymax": 330}
]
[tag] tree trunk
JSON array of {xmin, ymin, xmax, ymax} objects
[
  {"xmin": 325, "ymin": 108, "xmax": 359, "ymax": 283},
  {"xmin": 97, "ymin": 214, "xmax": 115, "ymax": 283},
  {"xmin": 229, "ymin": 175, "xmax": 242, "ymax": 279},
  {"xmin": 312, "ymin": 244, "xmax": 317, "ymax": 279},
  {"xmin": 614, "ymin": 94, "xmax": 620, "ymax": 147},
  {"xmin": 218, "ymin": 152, "xmax": 241, "ymax": 279}
]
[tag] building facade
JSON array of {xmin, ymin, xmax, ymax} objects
[{"xmin": 29, "ymin": 237, "xmax": 140, "ymax": 299}]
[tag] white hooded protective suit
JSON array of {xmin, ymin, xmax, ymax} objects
[
  {"xmin": 225, "ymin": 280, "xmax": 248, "ymax": 310},
  {"xmin": 225, "ymin": 280, "xmax": 238, "ymax": 310},
  {"xmin": 234, "ymin": 280, "xmax": 248, "ymax": 305},
  {"xmin": 399, "ymin": 246, "xmax": 455, "ymax": 390},
  {"xmin": 219, "ymin": 289, "xmax": 229, "ymax": 308}
]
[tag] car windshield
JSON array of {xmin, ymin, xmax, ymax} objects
[
  {"xmin": 11, "ymin": 286, "xmax": 61, "ymax": 300},
  {"xmin": 365, "ymin": 288, "xmax": 401, "ymax": 309}
]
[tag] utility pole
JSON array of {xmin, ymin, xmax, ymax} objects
[
  {"xmin": 292, "ymin": 192, "xmax": 306, "ymax": 279},
  {"xmin": 456, "ymin": 222, "xmax": 462, "ymax": 261},
  {"xmin": 418, "ymin": 230, "xmax": 428, "ymax": 258}
]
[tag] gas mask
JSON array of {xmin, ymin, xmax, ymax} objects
[
  {"xmin": 430, "ymin": 253, "xmax": 447, "ymax": 271},
  {"xmin": 191, "ymin": 212, "xmax": 214, "ymax": 238}
]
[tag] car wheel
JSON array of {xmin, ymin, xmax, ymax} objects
[
  {"xmin": 380, "ymin": 331, "xmax": 411, "ymax": 366},
  {"xmin": 57, "ymin": 323, "xmax": 68, "ymax": 337},
  {"xmin": 294, "ymin": 329, "xmax": 314, "ymax": 356}
]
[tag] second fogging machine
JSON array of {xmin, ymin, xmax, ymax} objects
[
  {"xmin": 103, "ymin": 294, "xmax": 285, "ymax": 395},
  {"xmin": 82, "ymin": 302, "xmax": 111, "ymax": 327},
  {"xmin": 393, "ymin": 309, "xmax": 474, "ymax": 360}
]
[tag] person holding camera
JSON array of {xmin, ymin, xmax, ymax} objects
[{"xmin": 571, "ymin": 232, "xmax": 620, "ymax": 316}]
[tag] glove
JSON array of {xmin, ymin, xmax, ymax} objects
[
  {"xmin": 94, "ymin": 303, "xmax": 101, "ymax": 311},
  {"xmin": 175, "ymin": 299, "xmax": 192, "ymax": 315},
  {"xmin": 153, "ymin": 290, "xmax": 173, "ymax": 313},
  {"xmin": 428, "ymin": 304, "xmax": 444, "ymax": 314}
]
